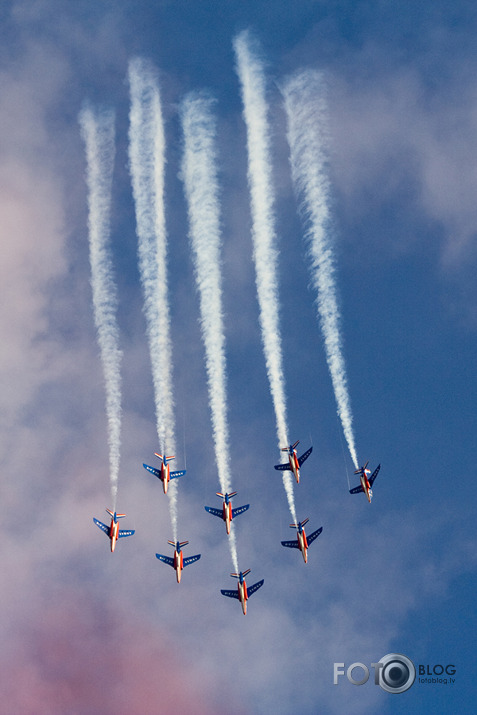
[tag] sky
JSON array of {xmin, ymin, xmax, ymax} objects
[{"xmin": 0, "ymin": 1, "xmax": 476, "ymax": 713}]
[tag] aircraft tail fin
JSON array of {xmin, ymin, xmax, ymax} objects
[
  {"xmin": 155, "ymin": 452, "xmax": 175, "ymax": 462},
  {"xmin": 289, "ymin": 518, "xmax": 309, "ymax": 529},
  {"xmin": 282, "ymin": 440, "xmax": 299, "ymax": 452},
  {"xmin": 354, "ymin": 460, "xmax": 369, "ymax": 474},
  {"xmin": 106, "ymin": 509, "xmax": 126, "ymax": 519}
]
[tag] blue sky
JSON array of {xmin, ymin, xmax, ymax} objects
[{"xmin": 0, "ymin": 1, "xmax": 475, "ymax": 713}]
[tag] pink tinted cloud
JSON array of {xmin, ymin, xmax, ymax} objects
[
  {"xmin": 0, "ymin": 588, "xmax": 222, "ymax": 715},
  {"xmin": 0, "ymin": 43, "xmax": 69, "ymax": 420}
]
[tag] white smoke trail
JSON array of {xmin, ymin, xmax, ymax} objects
[
  {"xmin": 282, "ymin": 70, "xmax": 359, "ymax": 470},
  {"xmin": 180, "ymin": 92, "xmax": 238, "ymax": 573},
  {"xmin": 234, "ymin": 31, "xmax": 297, "ymax": 522},
  {"xmin": 79, "ymin": 106, "xmax": 122, "ymax": 509},
  {"xmin": 128, "ymin": 57, "xmax": 179, "ymax": 540}
]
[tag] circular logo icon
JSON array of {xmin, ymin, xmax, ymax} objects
[{"xmin": 377, "ymin": 653, "xmax": 416, "ymax": 693}]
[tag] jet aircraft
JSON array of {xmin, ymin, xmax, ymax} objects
[
  {"xmin": 274, "ymin": 440, "xmax": 313, "ymax": 484},
  {"xmin": 349, "ymin": 462, "xmax": 381, "ymax": 503},
  {"xmin": 93, "ymin": 509, "xmax": 135, "ymax": 552},
  {"xmin": 220, "ymin": 569, "xmax": 264, "ymax": 615},
  {"xmin": 155, "ymin": 540, "xmax": 201, "ymax": 583},
  {"xmin": 143, "ymin": 452, "xmax": 186, "ymax": 494},
  {"xmin": 204, "ymin": 491, "xmax": 250, "ymax": 534},
  {"xmin": 281, "ymin": 518, "xmax": 323, "ymax": 563}
]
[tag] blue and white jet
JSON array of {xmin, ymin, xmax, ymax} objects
[
  {"xmin": 349, "ymin": 462, "xmax": 381, "ymax": 503},
  {"xmin": 143, "ymin": 452, "xmax": 186, "ymax": 494},
  {"xmin": 274, "ymin": 440, "xmax": 313, "ymax": 484},
  {"xmin": 221, "ymin": 569, "xmax": 264, "ymax": 615},
  {"xmin": 204, "ymin": 491, "xmax": 250, "ymax": 534},
  {"xmin": 155, "ymin": 540, "xmax": 201, "ymax": 583},
  {"xmin": 93, "ymin": 509, "xmax": 135, "ymax": 553},
  {"xmin": 281, "ymin": 518, "xmax": 323, "ymax": 563}
]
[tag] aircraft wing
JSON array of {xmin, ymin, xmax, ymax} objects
[
  {"xmin": 170, "ymin": 469, "xmax": 186, "ymax": 480},
  {"xmin": 155, "ymin": 553, "xmax": 174, "ymax": 567},
  {"xmin": 183, "ymin": 554, "xmax": 201, "ymax": 568},
  {"xmin": 349, "ymin": 485, "xmax": 364, "ymax": 494},
  {"xmin": 247, "ymin": 579, "xmax": 264, "ymax": 597},
  {"xmin": 274, "ymin": 462, "xmax": 290, "ymax": 471},
  {"xmin": 307, "ymin": 527, "xmax": 323, "ymax": 545},
  {"xmin": 204, "ymin": 506, "xmax": 223, "ymax": 518},
  {"xmin": 232, "ymin": 504, "xmax": 250, "ymax": 518},
  {"xmin": 118, "ymin": 529, "xmax": 135, "ymax": 539},
  {"xmin": 143, "ymin": 463, "xmax": 163, "ymax": 480},
  {"xmin": 369, "ymin": 464, "xmax": 381, "ymax": 486},
  {"xmin": 221, "ymin": 589, "xmax": 239, "ymax": 600},
  {"xmin": 298, "ymin": 446, "xmax": 313, "ymax": 466},
  {"xmin": 93, "ymin": 518, "xmax": 109, "ymax": 535},
  {"xmin": 281, "ymin": 539, "xmax": 300, "ymax": 549}
]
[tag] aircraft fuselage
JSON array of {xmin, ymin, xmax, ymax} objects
[
  {"xmin": 360, "ymin": 474, "xmax": 372, "ymax": 502},
  {"xmin": 161, "ymin": 463, "xmax": 170, "ymax": 494},
  {"xmin": 238, "ymin": 581, "xmax": 248, "ymax": 615},
  {"xmin": 297, "ymin": 529, "xmax": 309, "ymax": 563},
  {"xmin": 109, "ymin": 519, "xmax": 119, "ymax": 552},
  {"xmin": 173, "ymin": 550, "xmax": 183, "ymax": 582},
  {"xmin": 289, "ymin": 451, "xmax": 300, "ymax": 483},
  {"xmin": 223, "ymin": 502, "xmax": 233, "ymax": 534}
]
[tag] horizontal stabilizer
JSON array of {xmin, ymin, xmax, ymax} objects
[
  {"xmin": 290, "ymin": 518, "xmax": 309, "ymax": 529},
  {"xmin": 281, "ymin": 440, "xmax": 299, "ymax": 452},
  {"xmin": 307, "ymin": 526, "xmax": 323, "ymax": 545},
  {"xmin": 167, "ymin": 539, "xmax": 189, "ymax": 548},
  {"xmin": 298, "ymin": 446, "xmax": 313, "ymax": 467},
  {"xmin": 354, "ymin": 460, "xmax": 369, "ymax": 474},
  {"xmin": 106, "ymin": 509, "xmax": 126, "ymax": 519}
]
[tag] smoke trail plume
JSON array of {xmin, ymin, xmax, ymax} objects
[
  {"xmin": 79, "ymin": 106, "xmax": 122, "ymax": 509},
  {"xmin": 128, "ymin": 57, "xmax": 179, "ymax": 539},
  {"xmin": 282, "ymin": 70, "xmax": 359, "ymax": 470},
  {"xmin": 180, "ymin": 92, "xmax": 238, "ymax": 572},
  {"xmin": 234, "ymin": 31, "xmax": 297, "ymax": 522}
]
